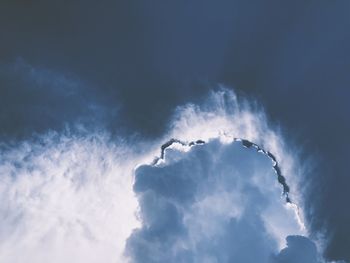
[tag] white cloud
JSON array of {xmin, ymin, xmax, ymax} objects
[
  {"xmin": 166, "ymin": 88, "xmax": 305, "ymax": 222},
  {"xmin": 0, "ymin": 132, "xmax": 139, "ymax": 263}
]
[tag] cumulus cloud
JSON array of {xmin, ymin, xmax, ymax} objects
[
  {"xmin": 126, "ymin": 138, "xmax": 306, "ymax": 262},
  {"xmin": 126, "ymin": 88, "xmax": 344, "ymax": 263}
]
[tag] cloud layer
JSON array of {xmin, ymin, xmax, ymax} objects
[{"xmin": 0, "ymin": 89, "xmax": 344, "ymax": 263}]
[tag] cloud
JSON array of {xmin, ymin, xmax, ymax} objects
[
  {"xmin": 0, "ymin": 88, "xmax": 345, "ymax": 263},
  {"xmin": 166, "ymin": 88, "xmax": 305, "ymax": 208},
  {"xmin": 0, "ymin": 131, "xmax": 139, "ymax": 263},
  {"xmin": 126, "ymin": 88, "xmax": 348, "ymax": 263},
  {"xmin": 272, "ymin": 235, "xmax": 320, "ymax": 263},
  {"xmin": 126, "ymin": 137, "xmax": 308, "ymax": 262}
]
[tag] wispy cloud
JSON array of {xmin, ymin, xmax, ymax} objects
[{"xmin": 0, "ymin": 132, "xmax": 139, "ymax": 263}]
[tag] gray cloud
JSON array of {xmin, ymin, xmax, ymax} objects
[
  {"xmin": 126, "ymin": 139, "xmax": 306, "ymax": 262},
  {"xmin": 272, "ymin": 235, "xmax": 321, "ymax": 263},
  {"xmin": 125, "ymin": 88, "xmax": 346, "ymax": 262}
]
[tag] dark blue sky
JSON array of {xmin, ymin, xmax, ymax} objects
[{"xmin": 0, "ymin": 1, "xmax": 349, "ymax": 261}]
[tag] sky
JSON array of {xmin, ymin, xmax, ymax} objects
[{"xmin": 0, "ymin": 1, "xmax": 349, "ymax": 262}]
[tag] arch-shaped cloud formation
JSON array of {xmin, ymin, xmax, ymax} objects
[{"xmin": 156, "ymin": 137, "xmax": 292, "ymax": 204}]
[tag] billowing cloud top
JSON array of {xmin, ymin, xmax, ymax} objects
[{"xmin": 126, "ymin": 138, "xmax": 320, "ymax": 262}]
